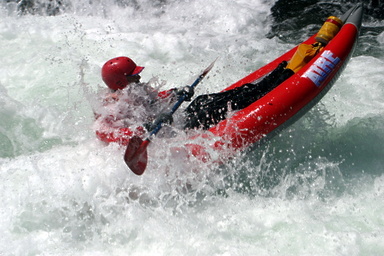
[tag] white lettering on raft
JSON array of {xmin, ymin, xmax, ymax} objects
[{"xmin": 302, "ymin": 50, "xmax": 340, "ymax": 87}]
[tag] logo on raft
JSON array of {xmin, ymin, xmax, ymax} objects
[{"xmin": 302, "ymin": 50, "xmax": 341, "ymax": 87}]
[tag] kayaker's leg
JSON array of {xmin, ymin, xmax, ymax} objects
[
  {"xmin": 271, "ymin": 68, "xmax": 294, "ymax": 88},
  {"xmin": 183, "ymin": 92, "xmax": 234, "ymax": 130},
  {"xmin": 245, "ymin": 60, "xmax": 288, "ymax": 95},
  {"xmin": 183, "ymin": 61, "xmax": 289, "ymax": 130},
  {"xmin": 228, "ymin": 60, "xmax": 289, "ymax": 110}
]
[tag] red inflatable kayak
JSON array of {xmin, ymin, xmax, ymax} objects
[
  {"xmin": 184, "ymin": 4, "xmax": 363, "ymax": 162},
  {"xmin": 96, "ymin": 4, "xmax": 363, "ymax": 174}
]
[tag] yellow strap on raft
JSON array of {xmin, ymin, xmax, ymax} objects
[
  {"xmin": 285, "ymin": 16, "xmax": 343, "ymax": 74},
  {"xmin": 286, "ymin": 42, "xmax": 323, "ymax": 73}
]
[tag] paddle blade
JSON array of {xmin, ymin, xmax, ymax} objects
[
  {"xmin": 124, "ymin": 136, "xmax": 149, "ymax": 175},
  {"xmin": 201, "ymin": 58, "xmax": 217, "ymax": 77}
]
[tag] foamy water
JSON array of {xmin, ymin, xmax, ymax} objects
[{"xmin": 1, "ymin": 0, "xmax": 384, "ymax": 255}]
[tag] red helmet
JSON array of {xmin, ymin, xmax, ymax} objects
[{"xmin": 101, "ymin": 56, "xmax": 144, "ymax": 90}]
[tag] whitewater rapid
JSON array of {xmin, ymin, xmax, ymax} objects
[{"xmin": 1, "ymin": 0, "xmax": 384, "ymax": 255}]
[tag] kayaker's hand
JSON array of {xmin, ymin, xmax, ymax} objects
[{"xmin": 176, "ymin": 86, "xmax": 194, "ymax": 101}]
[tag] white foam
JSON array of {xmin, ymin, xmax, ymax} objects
[{"xmin": 1, "ymin": 0, "xmax": 384, "ymax": 255}]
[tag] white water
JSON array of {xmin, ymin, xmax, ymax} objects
[{"xmin": 1, "ymin": 0, "xmax": 384, "ymax": 255}]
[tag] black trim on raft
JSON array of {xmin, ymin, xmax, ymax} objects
[{"xmin": 246, "ymin": 3, "xmax": 363, "ymax": 152}]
